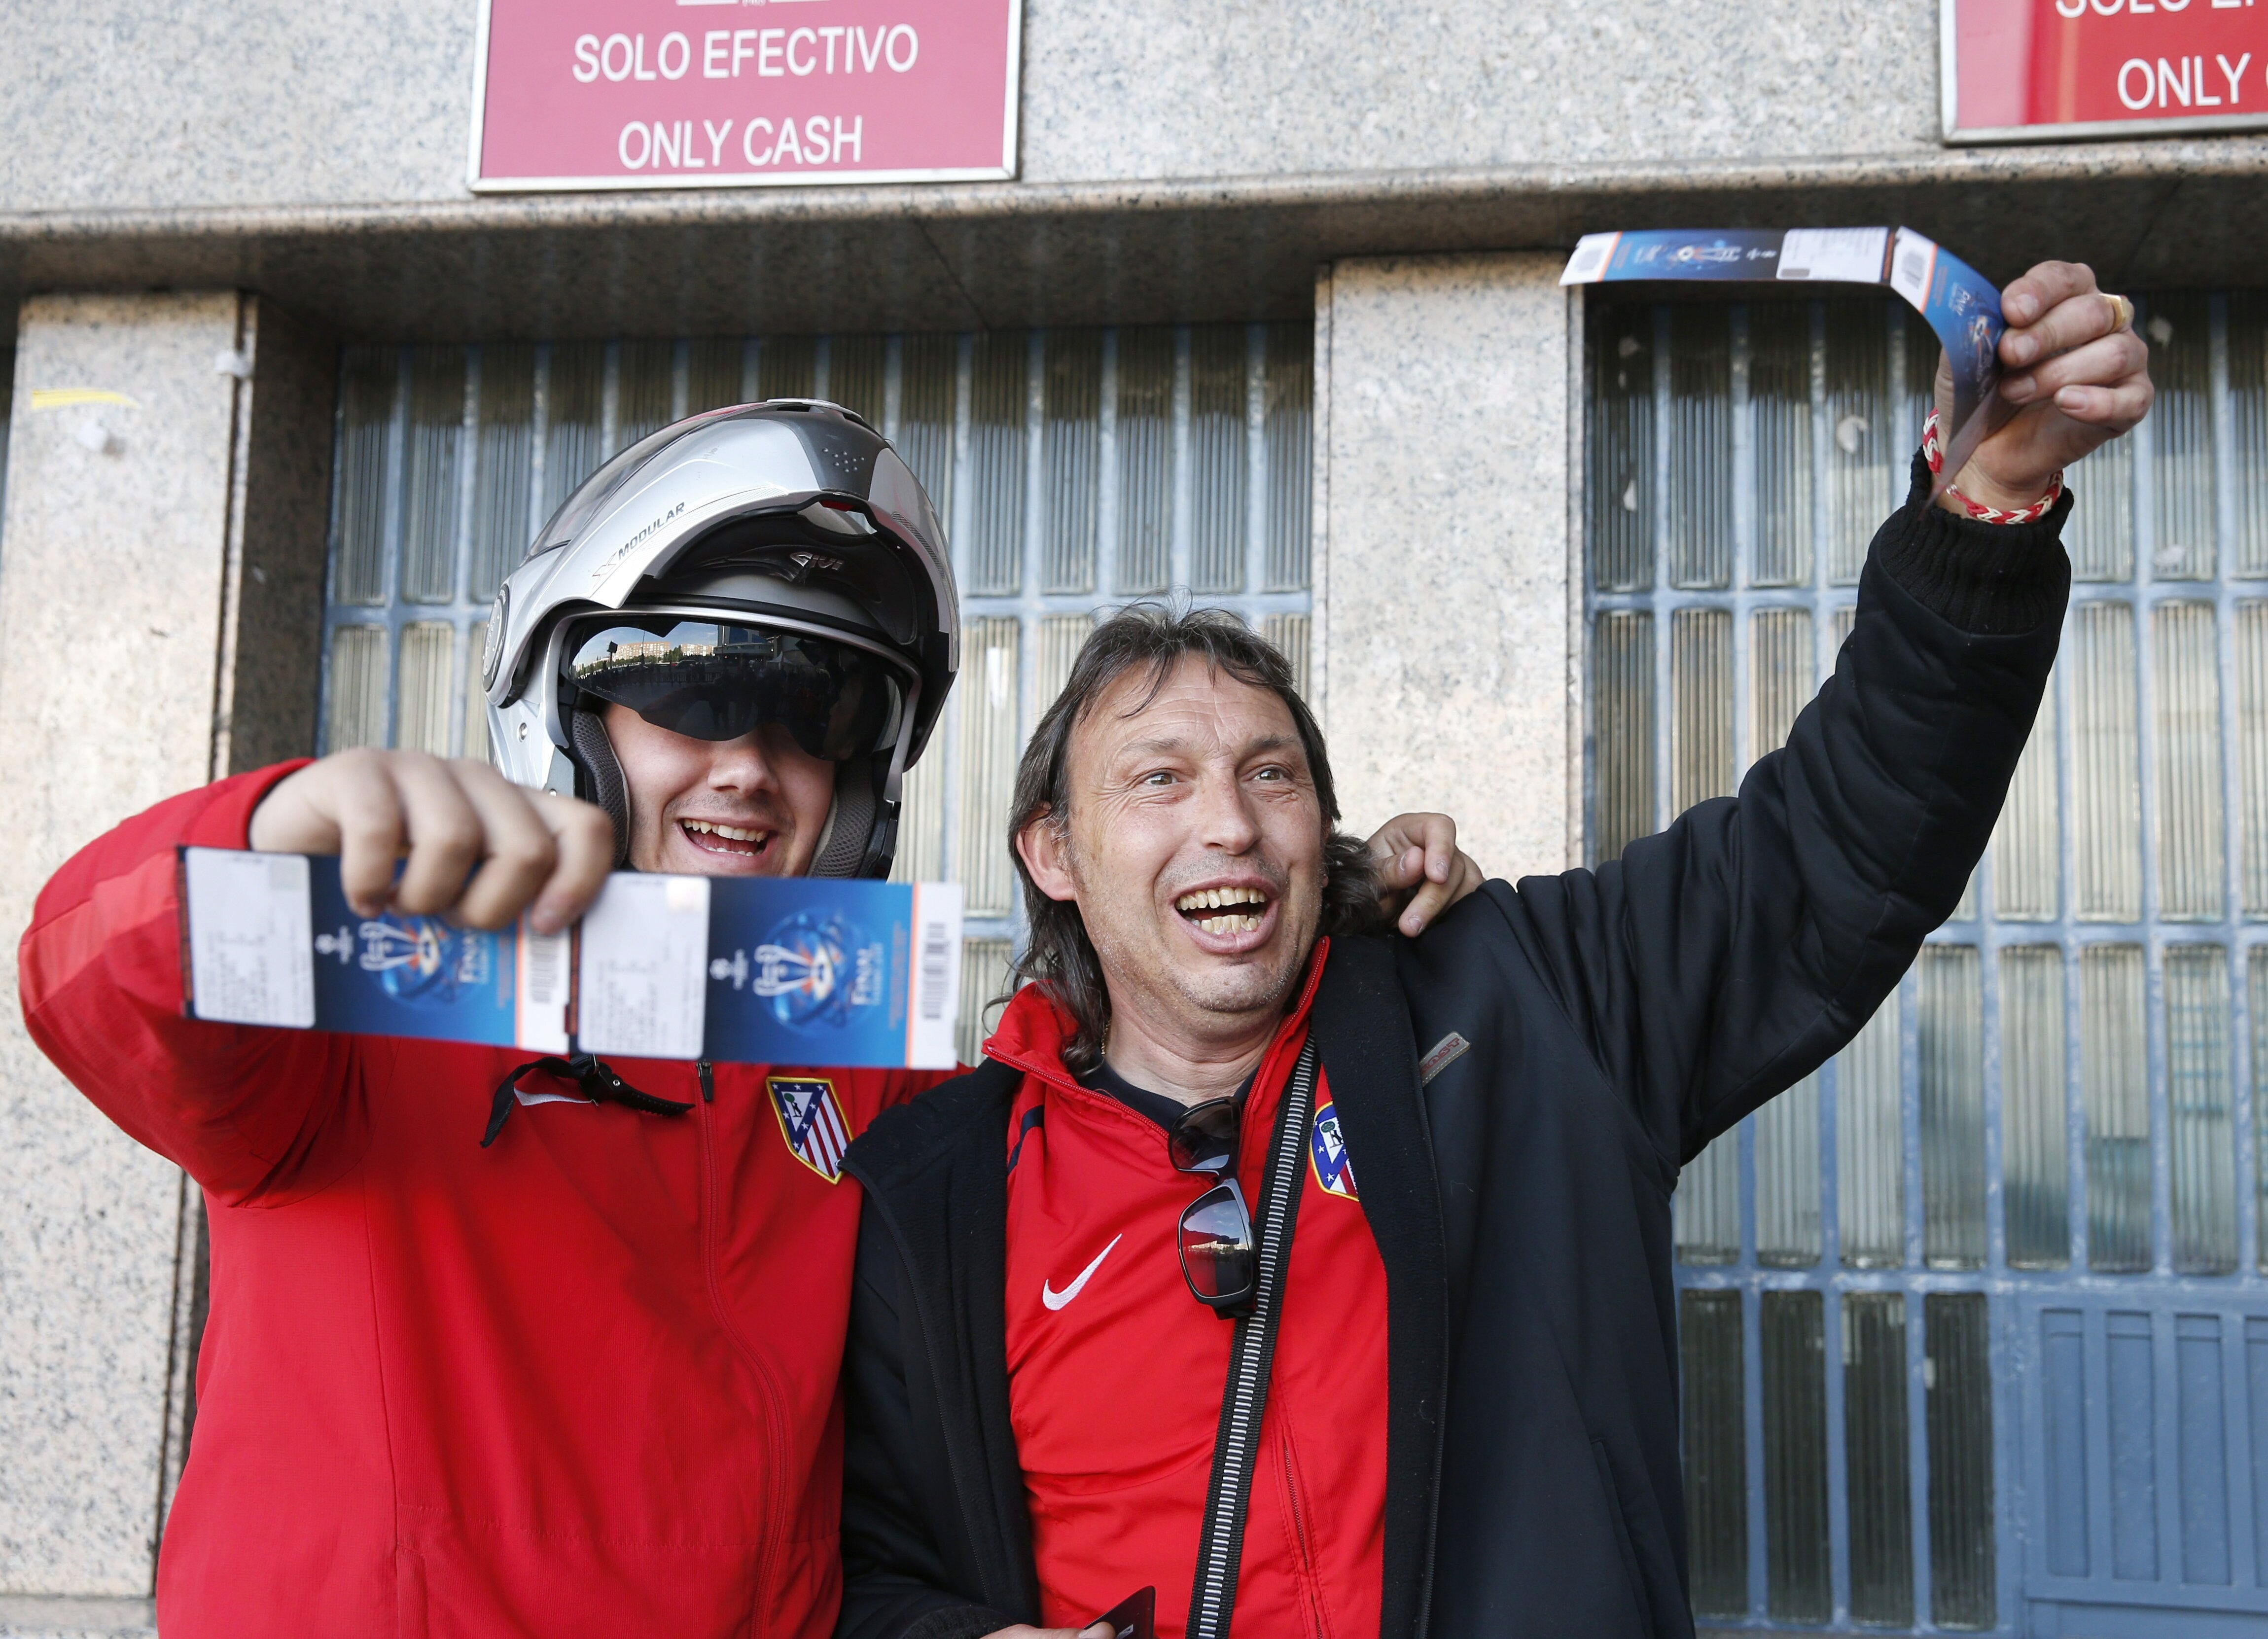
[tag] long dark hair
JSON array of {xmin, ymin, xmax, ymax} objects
[{"xmin": 1004, "ymin": 604, "xmax": 1382, "ymax": 1073}]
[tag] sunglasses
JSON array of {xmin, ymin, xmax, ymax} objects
[
  {"xmin": 1169, "ymin": 1094, "xmax": 1256, "ymax": 1318},
  {"xmin": 563, "ymin": 618, "xmax": 902, "ymax": 762}
]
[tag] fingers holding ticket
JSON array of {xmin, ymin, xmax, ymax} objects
[{"xmin": 1944, "ymin": 260, "xmax": 2154, "ymax": 511}]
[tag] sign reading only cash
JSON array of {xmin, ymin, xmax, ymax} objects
[
  {"xmin": 1943, "ymin": 0, "xmax": 2267, "ymax": 143},
  {"xmin": 178, "ymin": 849, "xmax": 963, "ymax": 1070},
  {"xmin": 1559, "ymin": 227, "xmax": 2008, "ymax": 493},
  {"xmin": 467, "ymin": 0, "xmax": 1021, "ymax": 191}
]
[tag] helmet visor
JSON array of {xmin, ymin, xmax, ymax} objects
[{"xmin": 563, "ymin": 618, "xmax": 901, "ymax": 762}]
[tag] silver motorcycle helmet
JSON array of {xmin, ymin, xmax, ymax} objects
[{"xmin": 484, "ymin": 399, "xmax": 957, "ymax": 878}]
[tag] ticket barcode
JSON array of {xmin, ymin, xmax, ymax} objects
[
  {"xmin": 905, "ymin": 882, "xmax": 964, "ymax": 1069},
  {"xmin": 1559, "ymin": 232, "xmax": 1622, "ymax": 286},
  {"xmin": 1889, "ymin": 227, "xmax": 1938, "ymax": 311},
  {"xmin": 515, "ymin": 922, "xmax": 571, "ymax": 1053},
  {"xmin": 920, "ymin": 921, "xmax": 952, "ymax": 1021},
  {"xmin": 523, "ymin": 929, "xmax": 567, "ymax": 1005}
]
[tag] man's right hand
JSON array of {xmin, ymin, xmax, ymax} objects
[{"xmin": 248, "ymin": 749, "xmax": 615, "ymax": 934}]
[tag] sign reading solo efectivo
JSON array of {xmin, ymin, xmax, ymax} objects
[{"xmin": 468, "ymin": 0, "xmax": 1021, "ymax": 191}]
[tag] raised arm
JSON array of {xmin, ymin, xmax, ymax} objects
[
  {"xmin": 1461, "ymin": 261, "xmax": 2151, "ymax": 1171},
  {"xmin": 21, "ymin": 750, "xmax": 612, "ymax": 1203},
  {"xmin": 22, "ymin": 764, "xmax": 357, "ymax": 1203}
]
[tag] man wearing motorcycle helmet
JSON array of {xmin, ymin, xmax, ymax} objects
[{"xmin": 19, "ymin": 399, "xmax": 1480, "ymax": 1639}]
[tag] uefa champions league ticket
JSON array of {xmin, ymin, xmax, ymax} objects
[
  {"xmin": 1560, "ymin": 227, "xmax": 2009, "ymax": 490},
  {"xmin": 177, "ymin": 848, "xmax": 964, "ymax": 1070}
]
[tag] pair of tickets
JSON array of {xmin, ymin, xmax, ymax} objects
[
  {"xmin": 1560, "ymin": 226, "xmax": 2009, "ymax": 493},
  {"xmin": 178, "ymin": 848, "xmax": 964, "ymax": 1069}
]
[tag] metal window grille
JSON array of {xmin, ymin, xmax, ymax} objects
[
  {"xmin": 320, "ymin": 325, "xmax": 1314, "ymax": 1065},
  {"xmin": 1590, "ymin": 292, "xmax": 2268, "ymax": 1634}
]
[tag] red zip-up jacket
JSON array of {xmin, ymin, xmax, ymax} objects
[
  {"xmin": 993, "ymin": 950, "xmax": 1390, "ymax": 1637},
  {"xmin": 19, "ymin": 765, "xmax": 953, "ymax": 1639}
]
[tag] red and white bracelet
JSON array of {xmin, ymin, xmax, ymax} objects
[{"xmin": 1922, "ymin": 408, "xmax": 2062, "ymax": 525}]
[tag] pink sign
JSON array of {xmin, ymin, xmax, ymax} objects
[
  {"xmin": 468, "ymin": 0, "xmax": 1021, "ymax": 190},
  {"xmin": 1945, "ymin": 0, "xmax": 2268, "ymax": 142}
]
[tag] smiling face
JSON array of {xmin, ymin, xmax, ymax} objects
[
  {"xmin": 604, "ymin": 702, "xmax": 838, "ymax": 877},
  {"xmin": 1016, "ymin": 655, "xmax": 1327, "ymax": 1058}
]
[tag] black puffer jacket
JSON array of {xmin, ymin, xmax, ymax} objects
[{"xmin": 836, "ymin": 467, "xmax": 2071, "ymax": 1639}]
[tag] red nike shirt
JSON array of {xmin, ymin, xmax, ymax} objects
[{"xmin": 992, "ymin": 946, "xmax": 1390, "ymax": 1639}]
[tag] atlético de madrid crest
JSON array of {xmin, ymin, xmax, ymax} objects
[
  {"xmin": 768, "ymin": 1077, "xmax": 853, "ymax": 1183},
  {"xmin": 1309, "ymin": 1100, "xmax": 1358, "ymax": 1199}
]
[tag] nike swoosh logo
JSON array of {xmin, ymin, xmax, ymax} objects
[{"xmin": 1041, "ymin": 1234, "xmax": 1124, "ymax": 1311}]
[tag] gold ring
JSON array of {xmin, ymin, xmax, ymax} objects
[{"xmin": 2105, "ymin": 292, "xmax": 2135, "ymax": 334}]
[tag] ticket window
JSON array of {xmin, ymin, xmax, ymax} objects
[{"xmin": 317, "ymin": 326, "xmax": 1315, "ymax": 1063}]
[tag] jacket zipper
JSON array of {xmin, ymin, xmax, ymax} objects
[
  {"xmin": 1278, "ymin": 1434, "xmax": 1332, "ymax": 1639},
  {"xmin": 692, "ymin": 1064, "xmax": 791, "ymax": 1632}
]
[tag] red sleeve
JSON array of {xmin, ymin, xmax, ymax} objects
[{"xmin": 20, "ymin": 761, "xmax": 370, "ymax": 1205}]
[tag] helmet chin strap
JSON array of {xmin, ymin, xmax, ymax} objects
[{"xmin": 567, "ymin": 709, "xmax": 882, "ymax": 877}]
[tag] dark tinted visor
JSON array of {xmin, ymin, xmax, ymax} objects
[{"xmin": 563, "ymin": 618, "xmax": 900, "ymax": 761}]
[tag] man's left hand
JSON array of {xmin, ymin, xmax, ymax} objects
[
  {"xmin": 1364, "ymin": 813, "xmax": 1486, "ymax": 937},
  {"xmin": 1941, "ymin": 259, "xmax": 2154, "ymax": 514}
]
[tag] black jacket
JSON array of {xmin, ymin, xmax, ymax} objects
[{"xmin": 836, "ymin": 470, "xmax": 2071, "ymax": 1639}]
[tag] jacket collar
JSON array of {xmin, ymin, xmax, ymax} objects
[{"xmin": 979, "ymin": 938, "xmax": 1334, "ymax": 1098}]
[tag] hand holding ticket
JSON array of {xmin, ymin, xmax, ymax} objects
[
  {"xmin": 179, "ymin": 849, "xmax": 964, "ymax": 1070},
  {"xmin": 1561, "ymin": 229, "xmax": 2152, "ymax": 508}
]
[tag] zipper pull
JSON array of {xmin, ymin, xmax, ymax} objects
[{"xmin": 697, "ymin": 1059, "xmax": 715, "ymax": 1104}]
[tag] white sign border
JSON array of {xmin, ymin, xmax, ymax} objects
[
  {"xmin": 1939, "ymin": 0, "xmax": 2268, "ymax": 144},
  {"xmin": 465, "ymin": 0, "xmax": 1023, "ymax": 192}
]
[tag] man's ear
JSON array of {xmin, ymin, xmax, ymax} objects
[{"xmin": 1015, "ymin": 810, "xmax": 1080, "ymax": 905}]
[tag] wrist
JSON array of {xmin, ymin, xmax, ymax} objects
[{"xmin": 1923, "ymin": 408, "xmax": 2061, "ymax": 525}]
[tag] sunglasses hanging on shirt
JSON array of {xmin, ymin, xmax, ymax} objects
[{"xmin": 1169, "ymin": 1092, "xmax": 1256, "ymax": 1317}]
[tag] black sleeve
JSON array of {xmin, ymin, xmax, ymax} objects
[
  {"xmin": 1490, "ymin": 456, "xmax": 2070, "ymax": 1173},
  {"xmin": 836, "ymin": 1202, "xmax": 1017, "ymax": 1639}
]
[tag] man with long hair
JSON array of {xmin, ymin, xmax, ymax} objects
[{"xmin": 831, "ymin": 261, "xmax": 2154, "ymax": 1639}]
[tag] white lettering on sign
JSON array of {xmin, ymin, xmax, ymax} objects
[
  {"xmin": 472, "ymin": 0, "xmax": 1013, "ymax": 189},
  {"xmin": 2119, "ymin": 50, "xmax": 2255, "ymax": 104},
  {"xmin": 2063, "ymin": 0, "xmax": 2252, "ymax": 12}
]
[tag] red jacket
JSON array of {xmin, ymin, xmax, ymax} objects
[
  {"xmin": 20, "ymin": 765, "xmax": 952, "ymax": 1639},
  {"xmin": 992, "ymin": 950, "xmax": 1390, "ymax": 1638}
]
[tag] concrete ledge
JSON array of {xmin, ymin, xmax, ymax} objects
[
  {"xmin": 0, "ymin": 1598, "xmax": 155, "ymax": 1639},
  {"xmin": 0, "ymin": 142, "xmax": 2261, "ymax": 339}
]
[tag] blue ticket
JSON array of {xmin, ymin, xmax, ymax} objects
[
  {"xmin": 573, "ymin": 870, "xmax": 963, "ymax": 1068},
  {"xmin": 179, "ymin": 849, "xmax": 963, "ymax": 1069},
  {"xmin": 1560, "ymin": 226, "xmax": 2009, "ymax": 487}
]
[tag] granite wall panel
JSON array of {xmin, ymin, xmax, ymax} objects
[
  {"xmin": 1316, "ymin": 252, "xmax": 1576, "ymax": 883},
  {"xmin": 0, "ymin": 293, "xmax": 244, "ymax": 1595},
  {"xmin": 0, "ymin": 291, "xmax": 332, "ymax": 1603}
]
